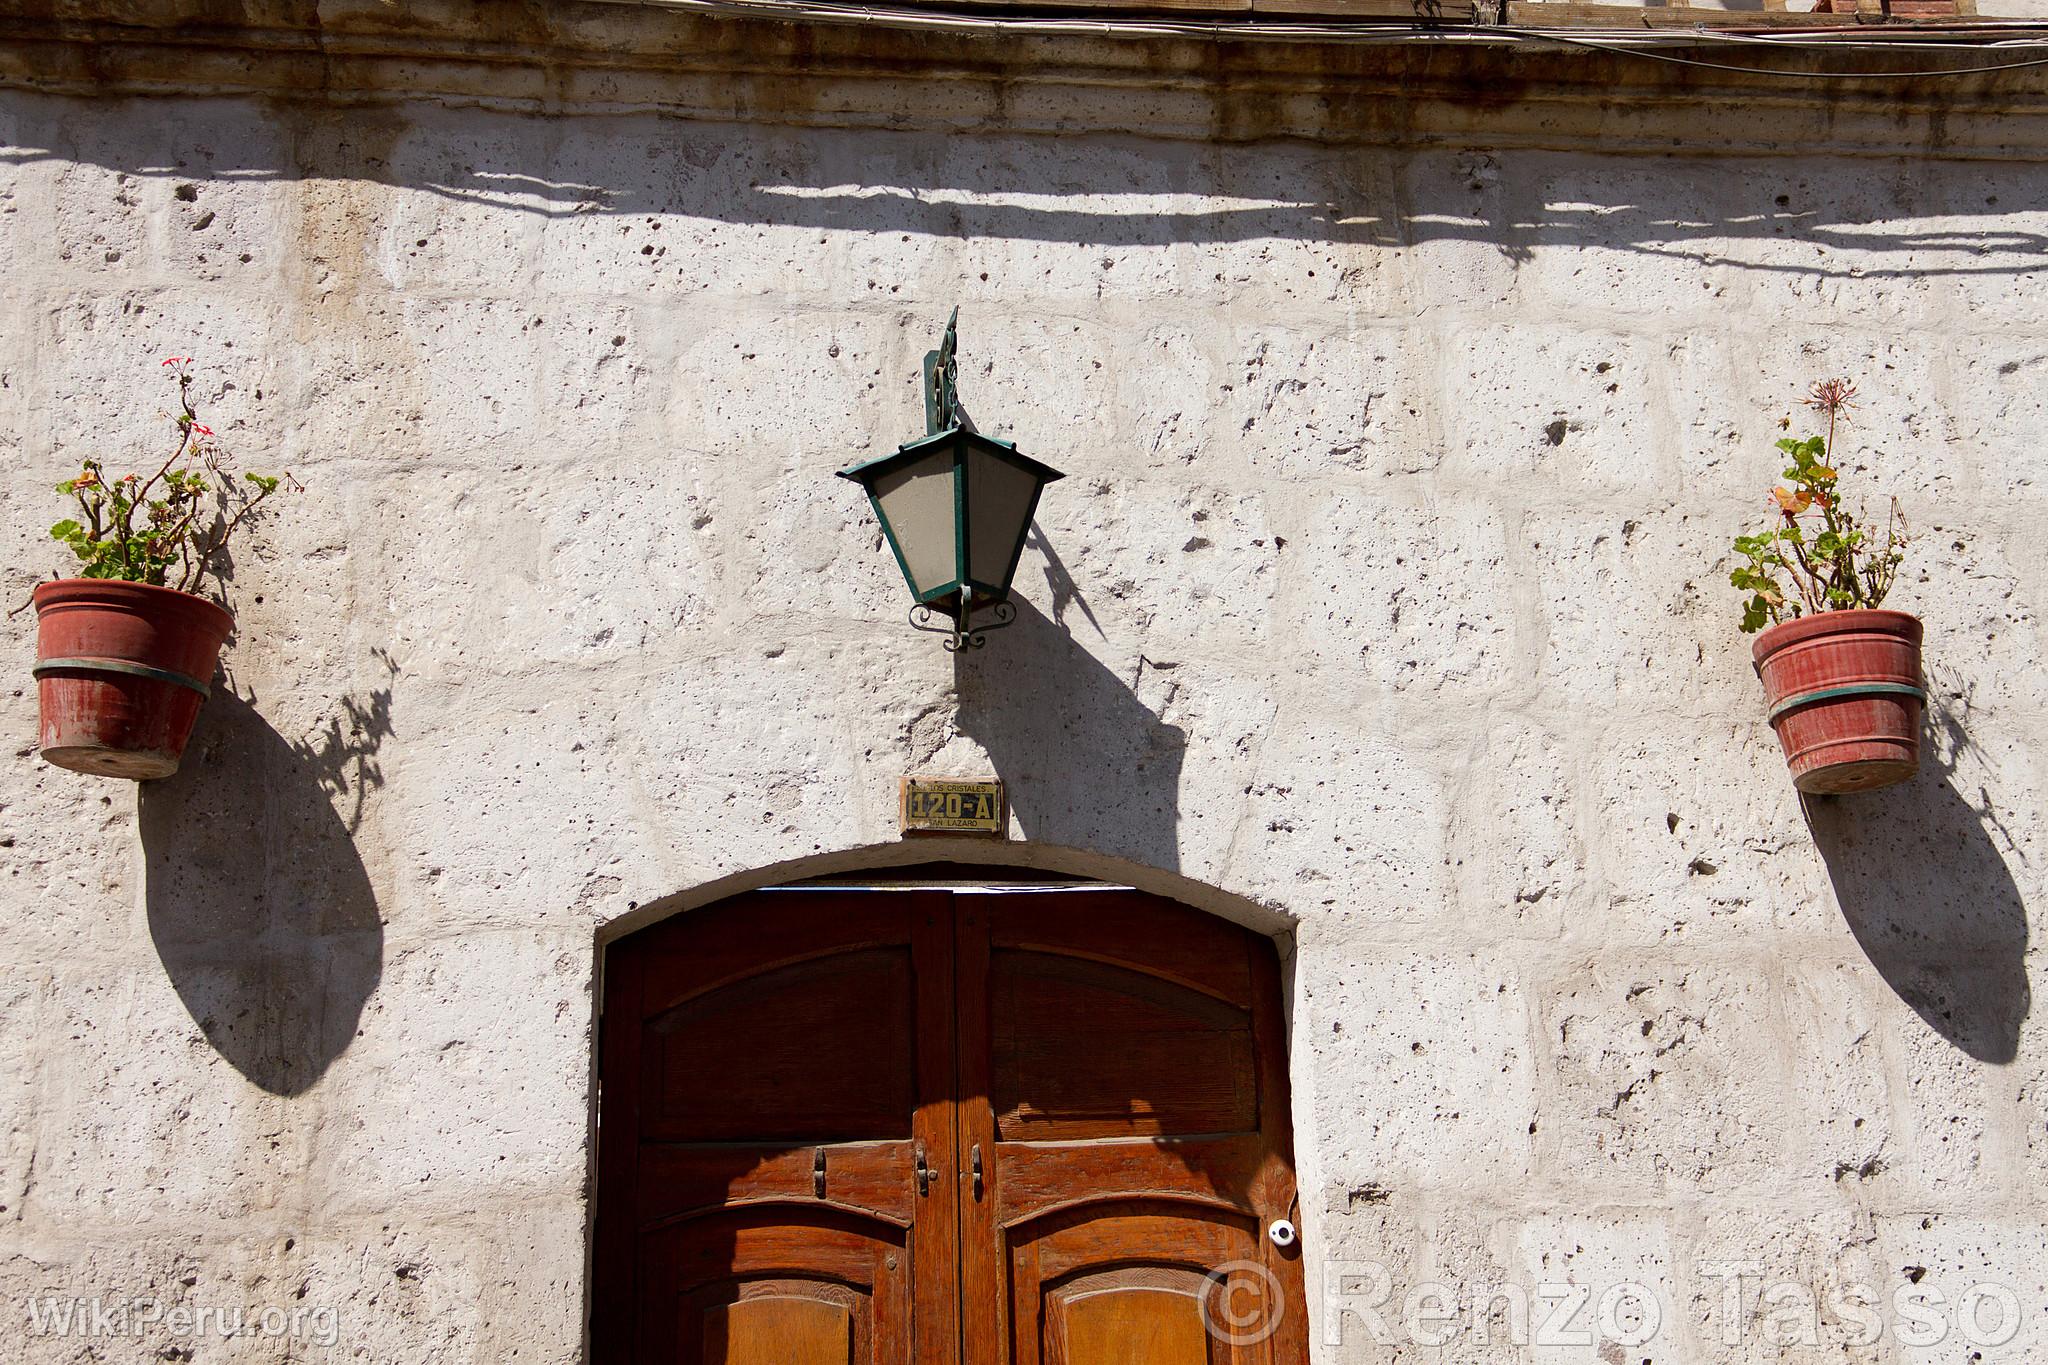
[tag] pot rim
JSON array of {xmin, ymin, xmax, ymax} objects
[
  {"xmin": 32, "ymin": 576, "xmax": 234, "ymax": 627},
  {"xmin": 1752, "ymin": 606, "xmax": 1921, "ymax": 666}
]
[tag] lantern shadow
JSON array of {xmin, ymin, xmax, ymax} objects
[
  {"xmin": 952, "ymin": 598, "xmax": 1186, "ymax": 874},
  {"xmin": 138, "ymin": 687, "xmax": 388, "ymax": 1096},
  {"xmin": 1801, "ymin": 678, "xmax": 2029, "ymax": 1063}
]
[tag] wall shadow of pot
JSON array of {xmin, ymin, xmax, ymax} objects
[
  {"xmin": 139, "ymin": 689, "xmax": 385, "ymax": 1096},
  {"xmin": 1802, "ymin": 686, "xmax": 2029, "ymax": 1063},
  {"xmin": 952, "ymin": 597, "xmax": 1186, "ymax": 874}
]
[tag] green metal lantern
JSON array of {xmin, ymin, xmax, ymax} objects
[{"xmin": 839, "ymin": 311, "xmax": 1064, "ymax": 650}]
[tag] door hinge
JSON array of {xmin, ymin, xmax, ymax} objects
[
  {"xmin": 915, "ymin": 1140, "xmax": 931, "ymax": 1197},
  {"xmin": 971, "ymin": 1143, "xmax": 984, "ymax": 1200},
  {"xmin": 813, "ymin": 1146, "xmax": 826, "ymax": 1199}
]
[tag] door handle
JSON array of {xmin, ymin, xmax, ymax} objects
[
  {"xmin": 915, "ymin": 1141, "xmax": 931, "ymax": 1197},
  {"xmin": 971, "ymin": 1144, "xmax": 983, "ymax": 1200}
]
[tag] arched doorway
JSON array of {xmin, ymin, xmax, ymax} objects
[{"xmin": 592, "ymin": 879, "xmax": 1307, "ymax": 1363}]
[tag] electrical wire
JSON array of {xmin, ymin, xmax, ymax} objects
[
  {"xmin": 1537, "ymin": 28, "xmax": 2048, "ymax": 75},
  {"xmin": 593, "ymin": 0, "xmax": 2048, "ymax": 77}
]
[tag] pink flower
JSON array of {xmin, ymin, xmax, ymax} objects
[{"xmin": 190, "ymin": 424, "xmax": 214, "ymax": 437}]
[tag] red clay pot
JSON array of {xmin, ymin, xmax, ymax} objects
[
  {"xmin": 32, "ymin": 579, "xmax": 232, "ymax": 780},
  {"xmin": 1752, "ymin": 608, "xmax": 1923, "ymax": 796}
]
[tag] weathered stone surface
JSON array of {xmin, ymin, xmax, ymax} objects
[
  {"xmin": 1542, "ymin": 962, "xmax": 1792, "ymax": 1196},
  {"xmin": 1680, "ymin": 1206, "xmax": 1893, "ymax": 1364},
  {"xmin": 1441, "ymin": 713, "xmax": 1582, "ymax": 940},
  {"xmin": 1305, "ymin": 949, "xmax": 1535, "ymax": 1189},
  {"xmin": 1874, "ymin": 1216, "xmax": 2048, "ymax": 1361},
  {"xmin": 1275, "ymin": 488, "xmax": 1515, "ymax": 698},
  {"xmin": 0, "ymin": 40, "xmax": 2043, "ymax": 1365}
]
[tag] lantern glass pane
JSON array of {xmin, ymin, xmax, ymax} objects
[
  {"xmin": 965, "ymin": 446, "xmax": 1040, "ymax": 591},
  {"xmin": 871, "ymin": 452, "xmax": 959, "ymax": 598}
]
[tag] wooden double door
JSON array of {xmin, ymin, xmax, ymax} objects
[{"xmin": 594, "ymin": 886, "xmax": 1306, "ymax": 1364}]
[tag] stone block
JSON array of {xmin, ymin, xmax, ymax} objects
[
  {"xmin": 26, "ymin": 968, "xmax": 306, "ymax": 1226},
  {"xmin": 1670, "ymin": 327, "xmax": 1957, "ymax": 506},
  {"xmin": 1303, "ymin": 948, "xmax": 1535, "ymax": 1190},
  {"xmin": 473, "ymin": 1200, "xmax": 590, "ymax": 1364},
  {"xmin": 396, "ymin": 296, "xmax": 546, "ymax": 456},
  {"xmin": 0, "ymin": 974, "xmax": 39, "ymax": 1223},
  {"xmin": 1906, "ymin": 524, "xmax": 2042, "ymax": 716},
  {"xmin": 0, "ymin": 755, "xmax": 144, "ymax": 968},
  {"xmin": 1680, "ymin": 1205, "xmax": 1892, "ymax": 1364},
  {"xmin": 2, "ymin": 1232, "xmax": 299, "ymax": 1363},
  {"xmin": 628, "ymin": 645, "xmax": 869, "ymax": 881},
  {"xmin": 1887, "ymin": 1011, "xmax": 2021, "ymax": 1201},
  {"xmin": 1443, "ymin": 324, "xmax": 1671, "ymax": 493},
  {"xmin": 1505, "ymin": 1213, "xmax": 1682, "ymax": 1363},
  {"xmin": 1515, "ymin": 153, "xmax": 1754, "ymax": 324},
  {"xmin": 38, "ymin": 289, "xmax": 290, "ymax": 467},
  {"xmin": 1874, "ymin": 1216, "xmax": 2048, "ymax": 1362},
  {"xmin": 373, "ymin": 674, "xmax": 676, "ymax": 929},
  {"xmin": 670, "ymin": 307, "xmax": 911, "ymax": 478},
  {"xmin": 1273, "ymin": 487, "xmax": 1517, "ymax": 698},
  {"xmin": 345, "ymin": 454, "xmax": 726, "ymax": 682},
  {"xmin": 1779, "ymin": 963, "xmax": 1897, "ymax": 1194},
  {"xmin": 372, "ymin": 110, "xmax": 546, "ymax": 293},
  {"xmin": 308, "ymin": 932, "xmax": 591, "ymax": 1215},
  {"xmin": 1944, "ymin": 334, "xmax": 2048, "ymax": 500},
  {"xmin": 1104, "ymin": 321, "xmax": 1224, "ymax": 472},
  {"xmin": 1589, "ymin": 722, "xmax": 1833, "ymax": 944},
  {"xmin": 1038, "ymin": 476, "xmax": 1277, "ymax": 646},
  {"xmin": 1540, "ymin": 961, "xmax": 1793, "ymax": 1197},
  {"xmin": 1220, "ymin": 323, "xmax": 1443, "ymax": 480},
  {"xmin": 287, "ymin": 1217, "xmax": 491, "ymax": 1361},
  {"xmin": 1229, "ymin": 715, "xmax": 1448, "ymax": 925},
  {"xmin": 1526, "ymin": 508, "xmax": 1730, "ymax": 707},
  {"xmin": 1443, "ymin": 715, "xmax": 1582, "ymax": 941},
  {"xmin": 1397, "ymin": 151, "xmax": 1525, "ymax": 313}
]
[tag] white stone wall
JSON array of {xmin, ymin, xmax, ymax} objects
[{"xmin": 0, "ymin": 82, "xmax": 2043, "ymax": 1363}]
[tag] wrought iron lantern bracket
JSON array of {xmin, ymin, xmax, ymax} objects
[
  {"xmin": 838, "ymin": 309, "xmax": 1061, "ymax": 650},
  {"xmin": 924, "ymin": 306, "xmax": 961, "ymax": 437}
]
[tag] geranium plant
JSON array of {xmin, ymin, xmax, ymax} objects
[
  {"xmin": 1729, "ymin": 378, "xmax": 1910, "ymax": 633},
  {"xmin": 44, "ymin": 357, "xmax": 295, "ymax": 596}
]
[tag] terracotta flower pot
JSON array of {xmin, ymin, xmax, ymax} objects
[
  {"xmin": 1752, "ymin": 608, "xmax": 1923, "ymax": 795},
  {"xmin": 32, "ymin": 578, "xmax": 232, "ymax": 780}
]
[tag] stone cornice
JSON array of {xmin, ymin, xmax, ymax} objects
[{"xmin": 1, "ymin": 0, "xmax": 2046, "ymax": 153}]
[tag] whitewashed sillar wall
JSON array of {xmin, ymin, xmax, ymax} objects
[{"xmin": 0, "ymin": 80, "xmax": 2042, "ymax": 1363}]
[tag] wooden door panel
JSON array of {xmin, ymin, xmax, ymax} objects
[
  {"xmin": 602, "ymin": 886, "xmax": 1305, "ymax": 1365},
  {"xmin": 597, "ymin": 890, "xmax": 956, "ymax": 1365},
  {"xmin": 1056, "ymin": 1282, "xmax": 1209, "ymax": 1365},
  {"xmin": 985, "ymin": 892, "xmax": 1256, "ymax": 1009},
  {"xmin": 991, "ymin": 947, "xmax": 1256, "ymax": 1140},
  {"xmin": 704, "ymin": 1294, "xmax": 850, "ymax": 1365},
  {"xmin": 642, "ymin": 946, "xmax": 916, "ymax": 1143},
  {"xmin": 991, "ymin": 1135, "xmax": 1267, "ymax": 1227},
  {"xmin": 639, "ymin": 1208, "xmax": 907, "ymax": 1364},
  {"xmin": 635, "ymin": 1142, "xmax": 919, "ymax": 1229},
  {"xmin": 629, "ymin": 890, "xmax": 930, "ymax": 1018},
  {"xmin": 1008, "ymin": 1205, "xmax": 1261, "ymax": 1365},
  {"xmin": 961, "ymin": 893, "xmax": 1305, "ymax": 1365}
]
